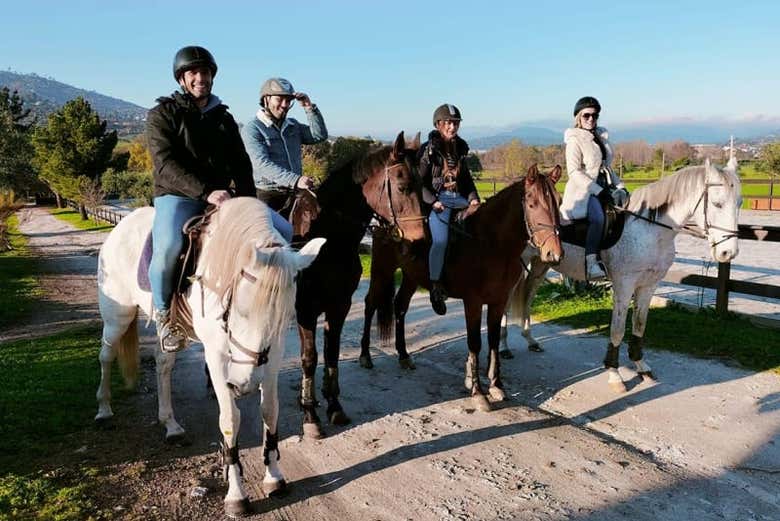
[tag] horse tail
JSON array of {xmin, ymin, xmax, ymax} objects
[
  {"xmin": 116, "ymin": 315, "xmax": 140, "ymax": 389},
  {"xmin": 505, "ymin": 279, "xmax": 523, "ymax": 323},
  {"xmin": 376, "ymin": 271, "xmax": 396, "ymax": 343}
]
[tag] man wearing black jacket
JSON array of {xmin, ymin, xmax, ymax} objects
[{"xmin": 146, "ymin": 45, "xmax": 255, "ymax": 352}]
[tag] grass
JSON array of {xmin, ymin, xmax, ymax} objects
[
  {"xmin": 531, "ymin": 282, "xmax": 780, "ymax": 374},
  {"xmin": 48, "ymin": 208, "xmax": 113, "ymax": 232},
  {"xmin": 0, "ymin": 214, "xmax": 42, "ymax": 329},
  {"xmin": 0, "ymin": 325, "xmax": 126, "ymax": 520}
]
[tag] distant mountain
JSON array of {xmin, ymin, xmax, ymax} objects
[
  {"xmin": 462, "ymin": 117, "xmax": 780, "ymax": 149},
  {"xmin": 0, "ymin": 70, "xmax": 147, "ymax": 135}
]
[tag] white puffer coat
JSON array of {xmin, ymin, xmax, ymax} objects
[{"xmin": 560, "ymin": 126, "xmax": 625, "ymax": 221}]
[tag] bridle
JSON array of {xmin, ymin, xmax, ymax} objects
[
  {"xmin": 524, "ymin": 177, "xmax": 560, "ymax": 251},
  {"xmin": 618, "ymin": 181, "xmax": 738, "ymax": 247},
  {"xmin": 375, "ymin": 160, "xmax": 427, "ymax": 241}
]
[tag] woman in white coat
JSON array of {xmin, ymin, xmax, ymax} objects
[{"xmin": 560, "ymin": 96, "xmax": 629, "ymax": 280}]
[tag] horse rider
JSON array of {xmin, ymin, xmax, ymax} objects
[
  {"xmin": 561, "ymin": 96, "xmax": 629, "ymax": 281},
  {"xmin": 420, "ymin": 103, "xmax": 480, "ymax": 315},
  {"xmin": 242, "ymin": 77, "xmax": 328, "ymax": 238},
  {"xmin": 146, "ymin": 46, "xmax": 257, "ymax": 353}
]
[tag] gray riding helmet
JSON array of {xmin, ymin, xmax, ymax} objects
[{"xmin": 259, "ymin": 77, "xmax": 295, "ymax": 107}]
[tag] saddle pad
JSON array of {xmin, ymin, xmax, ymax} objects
[{"xmin": 137, "ymin": 233, "xmax": 153, "ymax": 292}]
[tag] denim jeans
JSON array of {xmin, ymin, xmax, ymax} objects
[
  {"xmin": 149, "ymin": 195, "xmax": 207, "ymax": 311},
  {"xmin": 585, "ymin": 194, "xmax": 605, "ymax": 255},
  {"xmin": 428, "ymin": 192, "xmax": 470, "ymax": 281}
]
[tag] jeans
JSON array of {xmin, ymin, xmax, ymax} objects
[
  {"xmin": 149, "ymin": 195, "xmax": 207, "ymax": 311},
  {"xmin": 428, "ymin": 192, "xmax": 470, "ymax": 281},
  {"xmin": 149, "ymin": 195, "xmax": 293, "ymax": 311},
  {"xmin": 585, "ymin": 194, "xmax": 605, "ymax": 255}
]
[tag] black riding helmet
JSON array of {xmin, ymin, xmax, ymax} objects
[
  {"xmin": 432, "ymin": 104, "xmax": 462, "ymax": 127},
  {"xmin": 573, "ymin": 96, "xmax": 600, "ymax": 116},
  {"xmin": 173, "ymin": 46, "xmax": 218, "ymax": 81}
]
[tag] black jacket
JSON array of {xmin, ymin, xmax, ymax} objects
[
  {"xmin": 146, "ymin": 92, "xmax": 255, "ymax": 200},
  {"xmin": 419, "ymin": 131, "xmax": 479, "ymax": 205}
]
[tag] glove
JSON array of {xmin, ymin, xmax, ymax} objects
[{"xmin": 611, "ymin": 188, "xmax": 629, "ymax": 207}]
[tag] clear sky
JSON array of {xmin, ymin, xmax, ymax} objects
[{"xmin": 2, "ymin": 0, "xmax": 779, "ymax": 137}]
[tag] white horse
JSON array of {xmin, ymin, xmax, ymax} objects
[
  {"xmin": 504, "ymin": 157, "xmax": 741, "ymax": 392},
  {"xmin": 95, "ymin": 197, "xmax": 324, "ymax": 517}
]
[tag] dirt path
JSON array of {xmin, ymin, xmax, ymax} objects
[{"xmin": 4, "ymin": 207, "xmax": 779, "ymax": 520}]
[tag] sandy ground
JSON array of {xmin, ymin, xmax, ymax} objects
[{"xmin": 3, "ymin": 206, "xmax": 779, "ymax": 521}]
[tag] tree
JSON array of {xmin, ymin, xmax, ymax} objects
[
  {"xmin": 759, "ymin": 142, "xmax": 780, "ymax": 178},
  {"xmin": 127, "ymin": 136, "xmax": 153, "ymax": 172},
  {"xmin": 0, "ymin": 88, "xmax": 37, "ymax": 192},
  {"xmin": 32, "ymin": 97, "xmax": 117, "ymax": 217}
]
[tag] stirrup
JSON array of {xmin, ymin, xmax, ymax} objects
[{"xmin": 155, "ymin": 310, "xmax": 188, "ymax": 353}]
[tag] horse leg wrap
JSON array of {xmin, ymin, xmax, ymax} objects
[
  {"xmin": 220, "ymin": 442, "xmax": 243, "ymax": 482},
  {"xmin": 603, "ymin": 343, "xmax": 620, "ymax": 369},
  {"xmin": 300, "ymin": 376, "xmax": 318, "ymax": 408},
  {"xmin": 628, "ymin": 335, "xmax": 644, "ymax": 362},
  {"xmin": 263, "ymin": 429, "xmax": 280, "ymax": 466},
  {"xmin": 321, "ymin": 367, "xmax": 340, "ymax": 400}
]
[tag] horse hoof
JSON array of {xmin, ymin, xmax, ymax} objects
[
  {"xmin": 225, "ymin": 497, "xmax": 251, "ymax": 518},
  {"xmin": 263, "ymin": 479, "xmax": 288, "ymax": 498},
  {"xmin": 488, "ymin": 386, "xmax": 506, "ymax": 402},
  {"xmin": 302, "ymin": 422, "xmax": 324, "ymax": 439},
  {"xmin": 527, "ymin": 343, "xmax": 544, "ymax": 353},
  {"xmin": 94, "ymin": 415, "xmax": 114, "ymax": 429},
  {"xmin": 165, "ymin": 433, "xmax": 189, "ymax": 445},
  {"xmin": 399, "ymin": 357, "xmax": 416, "ymax": 370},
  {"xmin": 499, "ymin": 349, "xmax": 515, "ymax": 359},
  {"xmin": 329, "ymin": 410, "xmax": 351, "ymax": 426},
  {"xmin": 639, "ymin": 371, "xmax": 657, "ymax": 383},
  {"xmin": 608, "ymin": 380, "xmax": 627, "ymax": 393},
  {"xmin": 359, "ymin": 355, "xmax": 374, "ymax": 369},
  {"xmin": 472, "ymin": 394, "xmax": 492, "ymax": 412}
]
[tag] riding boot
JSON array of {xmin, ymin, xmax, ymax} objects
[
  {"xmin": 154, "ymin": 309, "xmax": 187, "ymax": 353},
  {"xmin": 585, "ymin": 254, "xmax": 607, "ymax": 282},
  {"xmin": 430, "ymin": 281, "xmax": 448, "ymax": 316}
]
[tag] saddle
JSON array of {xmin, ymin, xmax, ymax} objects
[
  {"xmin": 138, "ymin": 207, "xmax": 216, "ymax": 336},
  {"xmin": 559, "ymin": 199, "xmax": 626, "ymax": 251}
]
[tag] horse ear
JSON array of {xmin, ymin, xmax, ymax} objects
[
  {"xmin": 549, "ymin": 165, "xmax": 562, "ymax": 184},
  {"xmin": 527, "ymin": 163, "xmax": 539, "ymax": 182},
  {"xmin": 410, "ymin": 131, "xmax": 421, "ymax": 151},
  {"xmin": 296, "ymin": 237, "xmax": 326, "ymax": 271},
  {"xmin": 392, "ymin": 131, "xmax": 405, "ymax": 160}
]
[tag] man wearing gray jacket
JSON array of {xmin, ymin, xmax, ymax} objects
[{"xmin": 242, "ymin": 77, "xmax": 328, "ymax": 230}]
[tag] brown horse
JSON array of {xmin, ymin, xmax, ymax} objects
[
  {"xmin": 292, "ymin": 131, "xmax": 425, "ymax": 438},
  {"xmin": 360, "ymin": 164, "xmax": 563, "ymax": 411}
]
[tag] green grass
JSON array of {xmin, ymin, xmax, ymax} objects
[
  {"xmin": 0, "ymin": 325, "xmax": 126, "ymax": 520},
  {"xmin": 48, "ymin": 209, "xmax": 113, "ymax": 232},
  {"xmin": 531, "ymin": 282, "xmax": 780, "ymax": 374},
  {"xmin": 0, "ymin": 468, "xmax": 102, "ymax": 521},
  {"xmin": 0, "ymin": 214, "xmax": 42, "ymax": 329}
]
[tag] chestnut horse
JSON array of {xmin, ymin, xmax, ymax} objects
[
  {"xmin": 292, "ymin": 131, "xmax": 425, "ymax": 438},
  {"xmin": 360, "ymin": 165, "xmax": 564, "ymax": 411}
]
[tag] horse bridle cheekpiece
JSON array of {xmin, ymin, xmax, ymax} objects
[
  {"xmin": 685, "ymin": 181, "xmax": 739, "ymax": 247},
  {"xmin": 378, "ymin": 159, "xmax": 426, "ymax": 241},
  {"xmin": 220, "ymin": 264, "xmax": 273, "ymax": 367},
  {"xmin": 524, "ymin": 175, "xmax": 560, "ymax": 250}
]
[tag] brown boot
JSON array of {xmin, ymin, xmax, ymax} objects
[{"xmin": 430, "ymin": 281, "xmax": 447, "ymax": 316}]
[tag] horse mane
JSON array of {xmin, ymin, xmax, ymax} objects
[
  {"xmin": 479, "ymin": 178, "xmax": 524, "ymax": 213},
  {"xmin": 352, "ymin": 145, "xmax": 392, "ymax": 184},
  {"xmin": 198, "ymin": 196, "xmax": 288, "ymax": 302},
  {"xmin": 629, "ymin": 164, "xmax": 738, "ymax": 212}
]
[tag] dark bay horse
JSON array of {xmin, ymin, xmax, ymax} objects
[
  {"xmin": 360, "ymin": 165, "xmax": 564, "ymax": 411},
  {"xmin": 293, "ymin": 131, "xmax": 425, "ymax": 438}
]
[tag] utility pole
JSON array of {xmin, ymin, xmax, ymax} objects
[{"xmin": 661, "ymin": 150, "xmax": 665, "ymax": 177}]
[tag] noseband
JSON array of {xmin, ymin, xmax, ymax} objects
[{"xmin": 684, "ymin": 182, "xmax": 739, "ymax": 247}]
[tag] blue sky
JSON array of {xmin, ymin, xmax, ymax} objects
[{"xmin": 3, "ymin": 0, "xmax": 779, "ymax": 137}]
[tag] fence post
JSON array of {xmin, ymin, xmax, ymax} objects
[
  {"xmin": 492, "ymin": 179, "xmax": 496, "ymax": 196},
  {"xmin": 716, "ymin": 262, "xmax": 731, "ymax": 314}
]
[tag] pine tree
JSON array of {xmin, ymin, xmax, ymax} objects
[
  {"xmin": 32, "ymin": 97, "xmax": 117, "ymax": 217},
  {"xmin": 0, "ymin": 87, "xmax": 36, "ymax": 192}
]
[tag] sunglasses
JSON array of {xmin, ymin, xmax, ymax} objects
[{"xmin": 581, "ymin": 112, "xmax": 599, "ymax": 120}]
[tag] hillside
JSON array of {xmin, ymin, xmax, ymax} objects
[{"xmin": 0, "ymin": 70, "xmax": 147, "ymax": 135}]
